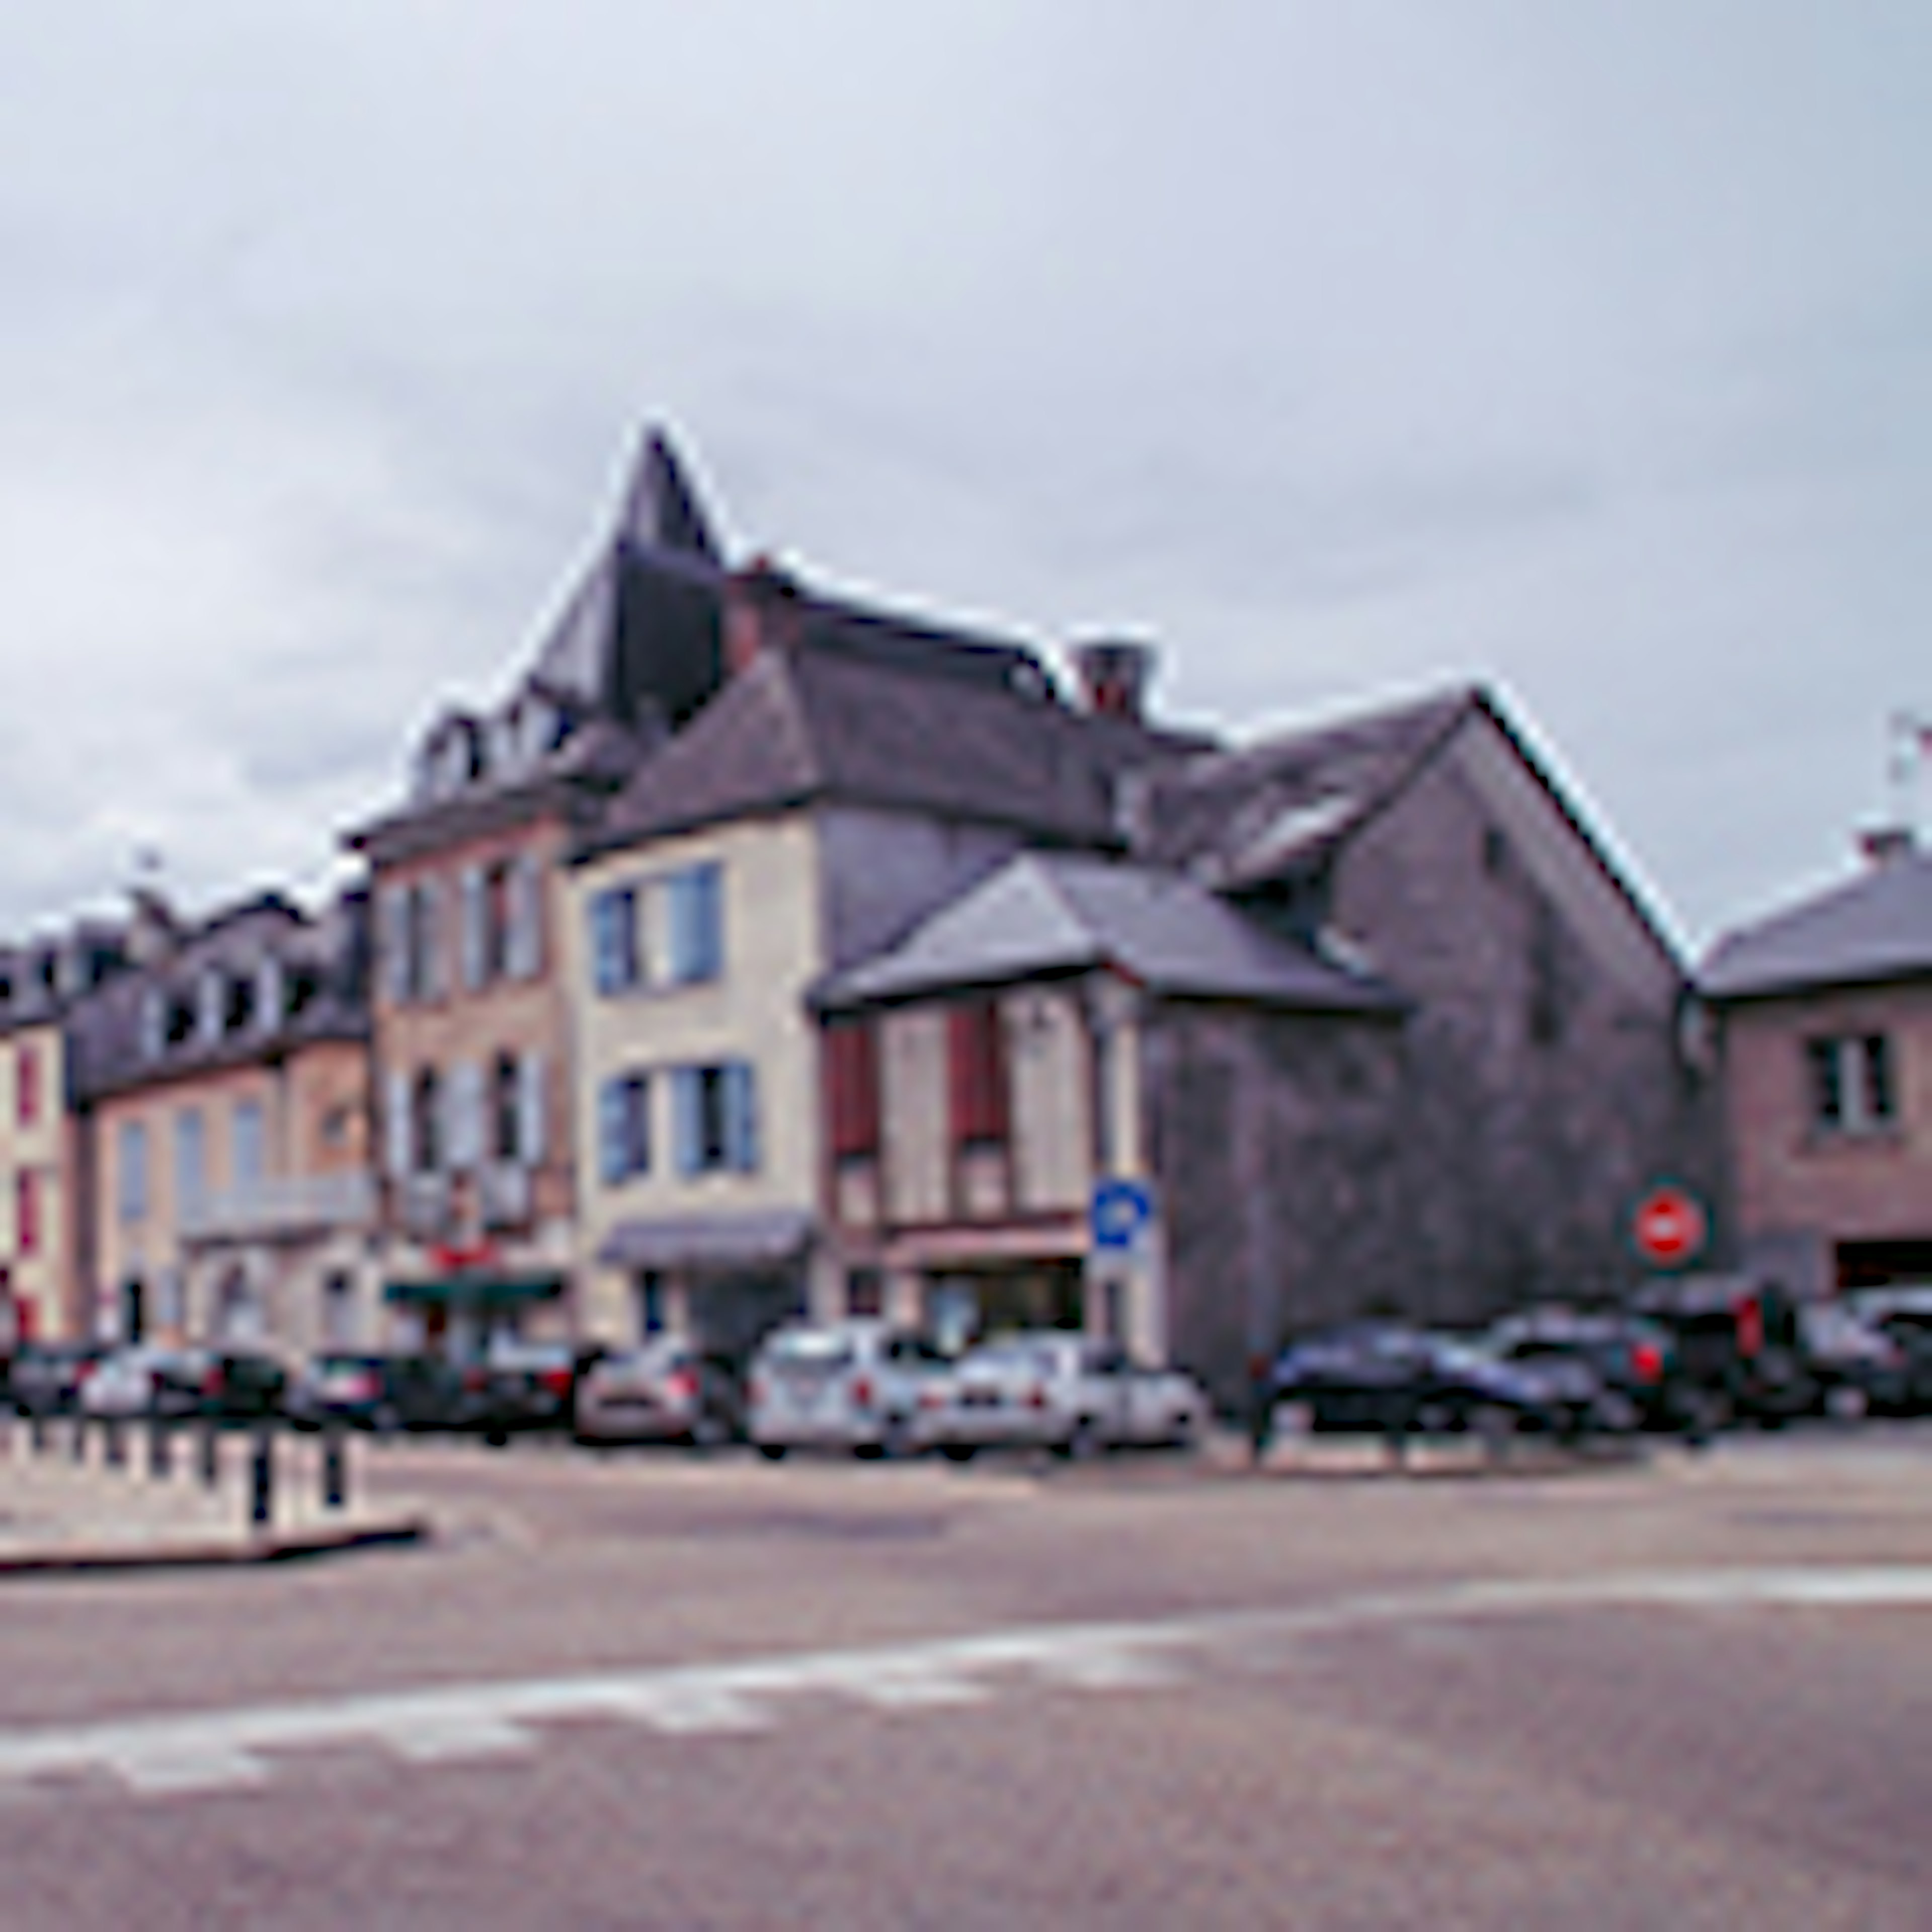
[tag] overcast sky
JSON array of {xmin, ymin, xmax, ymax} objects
[{"xmin": 3, "ymin": 1, "xmax": 1926, "ymax": 957}]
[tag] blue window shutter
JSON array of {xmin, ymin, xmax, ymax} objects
[
  {"xmin": 382, "ymin": 1069, "xmax": 411, "ymax": 1178},
  {"xmin": 460, "ymin": 866, "xmax": 487, "ymax": 990},
  {"xmin": 725, "ymin": 1063, "xmax": 758, "ymax": 1172},
  {"xmin": 598, "ymin": 1079, "xmax": 629, "ymax": 1185},
  {"xmin": 667, "ymin": 863, "xmax": 722, "ymax": 983},
  {"xmin": 507, "ymin": 856, "xmax": 543, "ymax": 980},
  {"xmin": 378, "ymin": 888, "xmax": 410, "ymax": 1004},
  {"xmin": 516, "ymin": 1053, "xmax": 546, "ymax": 1166},
  {"xmin": 672, "ymin": 1068, "xmax": 702, "ymax": 1177},
  {"xmin": 591, "ymin": 889, "xmax": 636, "ymax": 996}
]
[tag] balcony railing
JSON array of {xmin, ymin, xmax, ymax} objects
[{"xmin": 179, "ymin": 1171, "xmax": 376, "ymax": 1245}]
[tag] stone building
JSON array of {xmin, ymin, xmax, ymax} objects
[
  {"xmin": 0, "ymin": 918, "xmax": 130, "ymax": 1343},
  {"xmin": 66, "ymin": 891, "xmax": 376, "ymax": 1353},
  {"xmin": 1701, "ymin": 831, "xmax": 1932, "ymax": 1298}
]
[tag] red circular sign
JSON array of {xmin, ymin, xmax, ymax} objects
[{"xmin": 1632, "ymin": 1185, "xmax": 1708, "ymax": 1266}]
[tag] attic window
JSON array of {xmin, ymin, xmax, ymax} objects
[
  {"xmin": 285, "ymin": 966, "xmax": 321, "ymax": 1019},
  {"xmin": 165, "ymin": 993, "xmax": 196, "ymax": 1048},
  {"xmin": 223, "ymin": 973, "xmax": 256, "ymax": 1035}
]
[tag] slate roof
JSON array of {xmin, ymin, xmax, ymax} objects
[
  {"xmin": 68, "ymin": 892, "xmax": 369, "ymax": 1103},
  {"xmin": 814, "ymin": 851, "xmax": 1400, "ymax": 1014},
  {"xmin": 583, "ymin": 642, "xmax": 1208, "ymax": 858},
  {"xmin": 1701, "ymin": 850, "xmax": 1932, "ymax": 1000},
  {"xmin": 1133, "ymin": 686, "xmax": 1478, "ymax": 883}
]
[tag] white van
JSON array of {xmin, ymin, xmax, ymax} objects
[{"xmin": 747, "ymin": 1320, "xmax": 955, "ymax": 1459}]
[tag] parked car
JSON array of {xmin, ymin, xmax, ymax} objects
[
  {"xmin": 1486, "ymin": 1307, "xmax": 1708, "ymax": 1432},
  {"xmin": 930, "ymin": 1332, "xmax": 1208, "ymax": 1460},
  {"xmin": 1268, "ymin": 1324, "xmax": 1617, "ymax": 1443},
  {"xmin": 747, "ymin": 1320, "xmax": 955, "ymax": 1459},
  {"xmin": 284, "ymin": 1352, "xmax": 472, "ymax": 1433},
  {"xmin": 196, "ymin": 1349, "xmax": 293, "ymax": 1423},
  {"xmin": 464, "ymin": 1339, "xmax": 582, "ymax": 1444},
  {"xmin": 76, "ymin": 1346, "xmax": 210, "ymax": 1420},
  {"xmin": 574, "ymin": 1340, "xmax": 742, "ymax": 1448},
  {"xmin": 1631, "ymin": 1274, "xmax": 1816, "ymax": 1428},
  {"xmin": 1847, "ymin": 1288, "xmax": 1932, "ymax": 1412},
  {"xmin": 1796, "ymin": 1303, "xmax": 1915, "ymax": 1419},
  {"xmin": 8, "ymin": 1342, "xmax": 107, "ymax": 1417}
]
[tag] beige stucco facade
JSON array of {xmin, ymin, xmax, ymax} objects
[
  {"xmin": 90, "ymin": 1036, "xmax": 377, "ymax": 1353},
  {"xmin": 829, "ymin": 974, "xmax": 1168, "ymax": 1360},
  {"xmin": 1719, "ymin": 978, "xmax": 1932, "ymax": 1291},
  {"xmin": 0, "ymin": 1022, "xmax": 77, "ymax": 1343},
  {"xmin": 567, "ymin": 812, "xmax": 829, "ymax": 1345}
]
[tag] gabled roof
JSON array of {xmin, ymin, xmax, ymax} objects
[
  {"xmin": 1701, "ymin": 850, "xmax": 1932, "ymax": 1000},
  {"xmin": 582, "ymin": 642, "xmax": 1205, "ymax": 858},
  {"xmin": 813, "ymin": 851, "xmax": 1401, "ymax": 1014}
]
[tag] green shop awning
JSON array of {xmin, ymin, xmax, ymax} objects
[{"xmin": 383, "ymin": 1275, "xmax": 562, "ymax": 1309}]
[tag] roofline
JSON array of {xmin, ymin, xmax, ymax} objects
[{"xmin": 1702, "ymin": 961, "xmax": 1932, "ymax": 1006}]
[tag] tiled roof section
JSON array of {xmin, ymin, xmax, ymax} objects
[
  {"xmin": 1701, "ymin": 851, "xmax": 1932, "ymax": 999},
  {"xmin": 68, "ymin": 892, "xmax": 370, "ymax": 1102},
  {"xmin": 584, "ymin": 643, "xmax": 1205, "ymax": 857},
  {"xmin": 1134, "ymin": 686, "xmax": 1477, "ymax": 882},
  {"xmin": 815, "ymin": 852, "xmax": 1401, "ymax": 1013}
]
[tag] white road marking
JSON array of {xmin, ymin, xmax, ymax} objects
[{"xmin": 1, "ymin": 1564, "xmax": 1925, "ymax": 1802}]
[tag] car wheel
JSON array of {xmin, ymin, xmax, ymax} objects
[
  {"xmin": 1470, "ymin": 1404, "xmax": 1515, "ymax": 1455},
  {"xmin": 1415, "ymin": 1403, "xmax": 1452, "ymax": 1437},
  {"xmin": 940, "ymin": 1443, "xmax": 977, "ymax": 1463},
  {"xmin": 755, "ymin": 1442, "xmax": 787, "ymax": 1463},
  {"xmin": 1824, "ymin": 1382, "xmax": 1870, "ymax": 1423}
]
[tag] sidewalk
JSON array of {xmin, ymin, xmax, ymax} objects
[{"xmin": 0, "ymin": 1420, "xmax": 431, "ymax": 1574}]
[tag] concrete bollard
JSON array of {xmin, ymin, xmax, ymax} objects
[
  {"xmin": 249, "ymin": 1427, "xmax": 274, "ymax": 1530},
  {"xmin": 323, "ymin": 1425, "xmax": 347, "ymax": 1511}
]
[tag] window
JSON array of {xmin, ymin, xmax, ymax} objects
[
  {"xmin": 491, "ymin": 1051, "xmax": 522, "ymax": 1163},
  {"xmin": 1807, "ymin": 1034, "xmax": 1896, "ymax": 1135},
  {"xmin": 591, "ymin": 887, "xmax": 640, "ymax": 995},
  {"xmin": 222, "ymin": 972, "xmax": 256, "ymax": 1035},
  {"xmin": 664, "ymin": 863, "xmax": 722, "ymax": 985},
  {"xmin": 15, "ymin": 1170, "xmax": 39, "ymax": 1257},
  {"xmin": 412, "ymin": 1067, "xmax": 442, "ymax": 1173},
  {"xmin": 671, "ymin": 1062, "xmax": 758, "ymax": 1175},
  {"xmin": 598, "ymin": 1074, "xmax": 652, "ymax": 1184},
  {"xmin": 947, "ymin": 999, "xmax": 1009, "ymax": 1147},
  {"xmin": 232, "ymin": 1098, "xmax": 266, "ymax": 1190},
  {"xmin": 117, "ymin": 1119, "xmax": 149, "ymax": 1224},
  {"xmin": 590, "ymin": 864, "xmax": 722, "ymax": 996},
  {"xmin": 174, "ymin": 1108, "xmax": 206, "ymax": 1217},
  {"xmin": 826, "ymin": 1017, "xmax": 881, "ymax": 1160},
  {"xmin": 381, "ymin": 880, "xmax": 444, "ymax": 1005},
  {"xmin": 845, "ymin": 1268, "xmax": 883, "ymax": 1319},
  {"xmin": 15, "ymin": 1041, "xmax": 38, "ymax": 1129}
]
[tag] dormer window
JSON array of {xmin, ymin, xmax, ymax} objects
[
  {"xmin": 223, "ymin": 971, "xmax": 256, "ymax": 1035},
  {"xmin": 285, "ymin": 965, "xmax": 321, "ymax": 1019}
]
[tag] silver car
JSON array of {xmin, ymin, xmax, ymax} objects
[
  {"xmin": 574, "ymin": 1340, "xmax": 738, "ymax": 1447},
  {"xmin": 933, "ymin": 1332, "xmax": 1208, "ymax": 1460},
  {"xmin": 747, "ymin": 1320, "xmax": 955, "ymax": 1460}
]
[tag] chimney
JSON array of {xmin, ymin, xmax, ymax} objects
[
  {"xmin": 1858, "ymin": 824, "xmax": 1917, "ymax": 868},
  {"xmin": 723, "ymin": 557, "xmax": 806, "ymax": 677},
  {"xmin": 1072, "ymin": 638, "xmax": 1155, "ymax": 723}
]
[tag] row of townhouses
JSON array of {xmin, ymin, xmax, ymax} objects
[{"xmin": 13, "ymin": 425, "xmax": 1874, "ymax": 1406}]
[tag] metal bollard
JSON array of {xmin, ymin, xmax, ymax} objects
[
  {"xmin": 323, "ymin": 1424, "xmax": 347, "ymax": 1511},
  {"xmin": 105, "ymin": 1416, "xmax": 126, "ymax": 1470},
  {"xmin": 70, "ymin": 1411, "xmax": 87, "ymax": 1463},
  {"xmin": 147, "ymin": 1413, "xmax": 172, "ymax": 1480},
  {"xmin": 30, "ymin": 1411, "xmax": 47, "ymax": 1456},
  {"xmin": 199, "ymin": 1419, "xmax": 220, "ymax": 1489},
  {"xmin": 249, "ymin": 1426, "xmax": 274, "ymax": 1530}
]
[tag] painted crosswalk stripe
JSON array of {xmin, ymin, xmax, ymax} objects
[{"xmin": 0, "ymin": 1564, "xmax": 1925, "ymax": 1801}]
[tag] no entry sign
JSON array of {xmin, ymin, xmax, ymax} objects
[{"xmin": 1631, "ymin": 1184, "xmax": 1709, "ymax": 1268}]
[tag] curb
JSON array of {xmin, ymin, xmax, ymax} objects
[{"xmin": 0, "ymin": 1514, "xmax": 432, "ymax": 1578}]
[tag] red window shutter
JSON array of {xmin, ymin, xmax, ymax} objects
[
  {"xmin": 826, "ymin": 1019, "xmax": 880, "ymax": 1160},
  {"xmin": 948, "ymin": 1000, "xmax": 1008, "ymax": 1147},
  {"xmin": 16, "ymin": 1170, "xmax": 37, "ymax": 1256}
]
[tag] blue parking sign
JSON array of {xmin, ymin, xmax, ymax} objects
[{"xmin": 1090, "ymin": 1178, "xmax": 1155, "ymax": 1252}]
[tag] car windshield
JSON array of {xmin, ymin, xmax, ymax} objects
[{"xmin": 764, "ymin": 1331, "xmax": 855, "ymax": 1372}]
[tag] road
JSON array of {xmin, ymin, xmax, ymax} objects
[{"xmin": 2, "ymin": 1430, "xmax": 1928, "ymax": 1928}]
